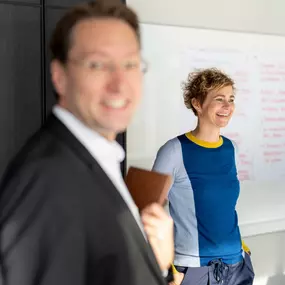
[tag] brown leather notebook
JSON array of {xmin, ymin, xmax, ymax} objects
[{"xmin": 125, "ymin": 166, "xmax": 172, "ymax": 211}]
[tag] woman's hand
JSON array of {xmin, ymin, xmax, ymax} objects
[{"xmin": 169, "ymin": 271, "xmax": 185, "ymax": 285}]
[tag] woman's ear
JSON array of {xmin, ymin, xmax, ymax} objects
[{"xmin": 191, "ymin": 98, "xmax": 201, "ymax": 114}]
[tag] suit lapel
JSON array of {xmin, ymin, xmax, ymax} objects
[{"xmin": 45, "ymin": 115, "xmax": 166, "ymax": 285}]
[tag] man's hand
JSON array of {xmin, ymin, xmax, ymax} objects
[{"xmin": 141, "ymin": 203, "xmax": 174, "ymax": 271}]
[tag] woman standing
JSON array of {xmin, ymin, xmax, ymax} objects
[{"xmin": 153, "ymin": 68, "xmax": 254, "ymax": 285}]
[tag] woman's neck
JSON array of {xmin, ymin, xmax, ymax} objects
[{"xmin": 191, "ymin": 123, "xmax": 220, "ymax": 143}]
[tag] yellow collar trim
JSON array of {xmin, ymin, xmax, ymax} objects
[{"xmin": 185, "ymin": 132, "xmax": 223, "ymax": 148}]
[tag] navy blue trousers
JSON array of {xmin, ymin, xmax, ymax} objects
[{"xmin": 176, "ymin": 253, "xmax": 254, "ymax": 285}]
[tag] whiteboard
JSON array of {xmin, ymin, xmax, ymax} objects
[{"xmin": 127, "ymin": 23, "xmax": 285, "ymax": 237}]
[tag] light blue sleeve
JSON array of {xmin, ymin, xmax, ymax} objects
[{"xmin": 152, "ymin": 137, "xmax": 181, "ymax": 188}]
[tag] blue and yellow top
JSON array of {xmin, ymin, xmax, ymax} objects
[{"xmin": 153, "ymin": 132, "xmax": 244, "ymax": 267}]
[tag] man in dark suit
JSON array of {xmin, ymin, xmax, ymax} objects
[{"xmin": 0, "ymin": 1, "xmax": 174, "ymax": 284}]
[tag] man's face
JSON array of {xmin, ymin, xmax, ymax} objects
[{"xmin": 51, "ymin": 18, "xmax": 143, "ymax": 140}]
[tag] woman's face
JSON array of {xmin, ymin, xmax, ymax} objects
[{"xmin": 194, "ymin": 85, "xmax": 235, "ymax": 129}]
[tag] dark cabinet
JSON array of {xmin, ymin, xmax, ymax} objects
[
  {"xmin": 3, "ymin": 0, "xmax": 40, "ymax": 3},
  {"xmin": 45, "ymin": 8, "xmax": 66, "ymax": 115},
  {"xmin": 46, "ymin": 0, "xmax": 84, "ymax": 7},
  {"xmin": 0, "ymin": 0, "xmax": 126, "ymax": 178},
  {"xmin": 0, "ymin": 4, "xmax": 41, "ymax": 176}
]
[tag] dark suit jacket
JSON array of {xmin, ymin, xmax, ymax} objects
[{"xmin": 0, "ymin": 114, "xmax": 166, "ymax": 285}]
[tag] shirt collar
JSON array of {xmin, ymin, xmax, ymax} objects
[{"xmin": 52, "ymin": 105, "xmax": 125, "ymax": 163}]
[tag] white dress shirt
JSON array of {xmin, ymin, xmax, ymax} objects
[{"xmin": 52, "ymin": 105, "xmax": 144, "ymax": 233}]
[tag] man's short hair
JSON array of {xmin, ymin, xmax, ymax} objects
[{"xmin": 50, "ymin": 0, "xmax": 140, "ymax": 64}]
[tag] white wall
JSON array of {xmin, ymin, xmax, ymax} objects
[
  {"xmin": 244, "ymin": 231, "xmax": 285, "ymax": 285},
  {"xmin": 127, "ymin": 0, "xmax": 285, "ymax": 36},
  {"xmin": 126, "ymin": 0, "xmax": 285, "ymax": 284}
]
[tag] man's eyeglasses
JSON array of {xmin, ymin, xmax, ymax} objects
[{"xmin": 67, "ymin": 58, "xmax": 148, "ymax": 75}]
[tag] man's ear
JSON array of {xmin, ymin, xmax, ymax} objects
[{"xmin": 50, "ymin": 60, "xmax": 67, "ymax": 100}]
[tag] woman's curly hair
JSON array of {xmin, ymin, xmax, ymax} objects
[{"xmin": 182, "ymin": 68, "xmax": 235, "ymax": 116}]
